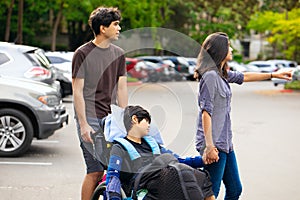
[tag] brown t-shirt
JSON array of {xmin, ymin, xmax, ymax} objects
[{"xmin": 72, "ymin": 41, "xmax": 126, "ymax": 119}]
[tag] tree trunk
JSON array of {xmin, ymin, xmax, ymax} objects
[
  {"xmin": 5, "ymin": 0, "xmax": 15, "ymax": 42},
  {"xmin": 16, "ymin": 0, "xmax": 23, "ymax": 44},
  {"xmin": 51, "ymin": 4, "xmax": 63, "ymax": 51}
]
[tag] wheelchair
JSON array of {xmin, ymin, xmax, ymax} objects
[{"xmin": 90, "ymin": 179, "xmax": 134, "ymax": 200}]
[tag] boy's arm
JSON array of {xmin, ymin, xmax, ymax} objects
[
  {"xmin": 160, "ymin": 146, "xmax": 205, "ymax": 168},
  {"xmin": 106, "ymin": 146, "xmax": 124, "ymax": 200}
]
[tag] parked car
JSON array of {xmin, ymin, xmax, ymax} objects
[
  {"xmin": 45, "ymin": 51, "xmax": 73, "ymax": 97},
  {"xmin": 293, "ymin": 67, "xmax": 300, "ymax": 81},
  {"xmin": 0, "ymin": 75, "xmax": 68, "ymax": 156},
  {"xmin": 228, "ymin": 61, "xmax": 247, "ymax": 72},
  {"xmin": 162, "ymin": 56, "xmax": 190, "ymax": 78},
  {"xmin": 185, "ymin": 57, "xmax": 197, "ymax": 80},
  {"xmin": 248, "ymin": 60, "xmax": 279, "ymax": 73},
  {"xmin": 271, "ymin": 67, "xmax": 297, "ymax": 87},
  {"xmin": 136, "ymin": 56, "xmax": 181, "ymax": 81},
  {"xmin": 161, "ymin": 59, "xmax": 183, "ymax": 81},
  {"xmin": 267, "ymin": 59, "xmax": 297, "ymax": 68},
  {"xmin": 126, "ymin": 57, "xmax": 149, "ymax": 81},
  {"xmin": 140, "ymin": 60, "xmax": 170, "ymax": 82},
  {"xmin": 242, "ymin": 64, "xmax": 261, "ymax": 72},
  {"xmin": 266, "ymin": 60, "xmax": 298, "ymax": 86},
  {"xmin": 0, "ymin": 42, "xmax": 65, "ymax": 97},
  {"xmin": 271, "ymin": 68, "xmax": 296, "ymax": 86}
]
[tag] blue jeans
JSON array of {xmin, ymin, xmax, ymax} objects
[{"xmin": 204, "ymin": 150, "xmax": 242, "ymax": 200}]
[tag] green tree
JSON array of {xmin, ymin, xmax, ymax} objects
[
  {"xmin": 248, "ymin": 8, "xmax": 300, "ymax": 62},
  {"xmin": 271, "ymin": 9, "xmax": 300, "ymax": 61}
]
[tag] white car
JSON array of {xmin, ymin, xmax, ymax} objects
[
  {"xmin": 228, "ymin": 61, "xmax": 247, "ymax": 72},
  {"xmin": 248, "ymin": 60, "xmax": 279, "ymax": 73},
  {"xmin": 266, "ymin": 60, "xmax": 298, "ymax": 86},
  {"xmin": 185, "ymin": 57, "xmax": 197, "ymax": 80},
  {"xmin": 267, "ymin": 59, "xmax": 297, "ymax": 69},
  {"xmin": 271, "ymin": 67, "xmax": 296, "ymax": 86},
  {"xmin": 45, "ymin": 51, "xmax": 73, "ymax": 97}
]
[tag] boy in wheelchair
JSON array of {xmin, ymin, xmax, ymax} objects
[{"xmin": 105, "ymin": 105, "xmax": 215, "ymax": 200}]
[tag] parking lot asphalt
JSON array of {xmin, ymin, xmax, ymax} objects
[{"xmin": 0, "ymin": 80, "xmax": 299, "ymax": 200}]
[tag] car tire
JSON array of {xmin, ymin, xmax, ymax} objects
[
  {"xmin": 0, "ymin": 108, "xmax": 34, "ymax": 157},
  {"xmin": 149, "ymin": 74, "xmax": 159, "ymax": 83}
]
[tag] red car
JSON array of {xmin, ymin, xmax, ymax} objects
[{"xmin": 126, "ymin": 58, "xmax": 148, "ymax": 81}]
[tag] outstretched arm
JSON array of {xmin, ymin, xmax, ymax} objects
[
  {"xmin": 243, "ymin": 71, "xmax": 292, "ymax": 82},
  {"xmin": 160, "ymin": 147, "xmax": 205, "ymax": 168}
]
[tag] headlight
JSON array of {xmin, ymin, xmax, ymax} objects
[{"xmin": 38, "ymin": 95, "xmax": 60, "ymax": 107}]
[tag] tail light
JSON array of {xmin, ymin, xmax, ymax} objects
[
  {"xmin": 177, "ymin": 65, "xmax": 181, "ymax": 71},
  {"xmin": 24, "ymin": 67, "xmax": 51, "ymax": 80}
]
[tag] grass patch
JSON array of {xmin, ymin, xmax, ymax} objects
[
  {"xmin": 127, "ymin": 77, "xmax": 140, "ymax": 82},
  {"xmin": 284, "ymin": 80, "xmax": 300, "ymax": 90}
]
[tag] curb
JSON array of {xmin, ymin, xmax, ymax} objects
[{"xmin": 279, "ymin": 89, "xmax": 294, "ymax": 93}]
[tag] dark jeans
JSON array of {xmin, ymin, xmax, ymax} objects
[{"xmin": 204, "ymin": 150, "xmax": 242, "ymax": 200}]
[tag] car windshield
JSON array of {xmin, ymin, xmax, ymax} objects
[
  {"xmin": 253, "ymin": 64, "xmax": 271, "ymax": 68},
  {"xmin": 25, "ymin": 49, "xmax": 51, "ymax": 69},
  {"xmin": 177, "ymin": 57, "xmax": 189, "ymax": 66}
]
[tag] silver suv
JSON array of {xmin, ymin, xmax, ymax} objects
[
  {"xmin": 0, "ymin": 42, "xmax": 61, "ymax": 95},
  {"xmin": 0, "ymin": 75, "xmax": 68, "ymax": 156}
]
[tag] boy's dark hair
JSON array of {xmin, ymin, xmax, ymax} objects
[
  {"xmin": 123, "ymin": 105, "xmax": 151, "ymax": 132},
  {"xmin": 88, "ymin": 7, "xmax": 121, "ymax": 36}
]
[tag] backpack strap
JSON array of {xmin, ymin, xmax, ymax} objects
[
  {"xmin": 114, "ymin": 136, "xmax": 160, "ymax": 161},
  {"xmin": 142, "ymin": 136, "xmax": 161, "ymax": 155},
  {"xmin": 114, "ymin": 138, "xmax": 141, "ymax": 160}
]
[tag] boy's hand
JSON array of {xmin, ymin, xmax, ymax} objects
[{"xmin": 203, "ymin": 146, "xmax": 219, "ymax": 164}]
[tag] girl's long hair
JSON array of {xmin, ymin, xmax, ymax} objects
[{"xmin": 195, "ymin": 32, "xmax": 229, "ymax": 80}]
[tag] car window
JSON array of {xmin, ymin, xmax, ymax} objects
[
  {"xmin": 275, "ymin": 63, "xmax": 285, "ymax": 68},
  {"xmin": 25, "ymin": 49, "xmax": 51, "ymax": 69},
  {"xmin": 0, "ymin": 52, "xmax": 10, "ymax": 65},
  {"xmin": 253, "ymin": 64, "xmax": 271, "ymax": 68},
  {"xmin": 47, "ymin": 56, "xmax": 70, "ymax": 64}
]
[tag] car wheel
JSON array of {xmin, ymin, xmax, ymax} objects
[
  {"xmin": 0, "ymin": 108, "xmax": 33, "ymax": 157},
  {"xmin": 149, "ymin": 74, "xmax": 159, "ymax": 82}
]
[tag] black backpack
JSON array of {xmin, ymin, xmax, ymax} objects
[{"xmin": 132, "ymin": 153, "xmax": 212, "ymax": 200}]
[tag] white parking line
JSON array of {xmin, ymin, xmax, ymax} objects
[
  {"xmin": 32, "ymin": 140, "xmax": 59, "ymax": 144},
  {"xmin": 0, "ymin": 161, "xmax": 52, "ymax": 166}
]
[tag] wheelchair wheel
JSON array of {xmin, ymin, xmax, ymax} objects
[
  {"xmin": 91, "ymin": 182, "xmax": 106, "ymax": 200},
  {"xmin": 91, "ymin": 181, "xmax": 128, "ymax": 200}
]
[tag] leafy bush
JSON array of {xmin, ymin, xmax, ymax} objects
[{"xmin": 284, "ymin": 80, "xmax": 300, "ymax": 90}]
